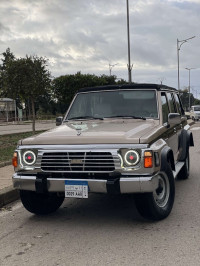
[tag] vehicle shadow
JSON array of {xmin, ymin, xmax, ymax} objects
[{"xmin": 27, "ymin": 193, "xmax": 150, "ymax": 226}]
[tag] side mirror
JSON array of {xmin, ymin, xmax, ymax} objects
[
  {"xmin": 56, "ymin": 116, "xmax": 63, "ymax": 126},
  {"xmin": 168, "ymin": 113, "xmax": 181, "ymax": 125}
]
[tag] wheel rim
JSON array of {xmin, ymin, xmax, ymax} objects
[{"xmin": 153, "ymin": 173, "xmax": 170, "ymax": 208}]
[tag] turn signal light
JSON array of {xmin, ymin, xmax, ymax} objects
[
  {"xmin": 12, "ymin": 152, "xmax": 18, "ymax": 167},
  {"xmin": 144, "ymin": 151, "xmax": 153, "ymax": 168}
]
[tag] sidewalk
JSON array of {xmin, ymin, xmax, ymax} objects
[
  {"xmin": 0, "ymin": 165, "xmax": 19, "ymax": 208},
  {"xmin": 0, "ymin": 120, "xmax": 56, "ymax": 135},
  {"xmin": 0, "ymin": 120, "xmax": 195, "ymax": 208},
  {"xmin": 0, "ymin": 120, "xmax": 56, "ymax": 207}
]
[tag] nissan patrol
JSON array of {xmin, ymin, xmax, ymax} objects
[{"xmin": 12, "ymin": 84, "xmax": 194, "ymax": 220}]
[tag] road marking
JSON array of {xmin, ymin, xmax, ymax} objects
[{"xmin": 190, "ymin": 127, "xmax": 200, "ymax": 131}]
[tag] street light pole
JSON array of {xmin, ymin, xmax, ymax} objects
[
  {"xmin": 126, "ymin": 0, "xmax": 132, "ymax": 83},
  {"xmin": 185, "ymin": 67, "xmax": 196, "ymax": 110},
  {"xmin": 177, "ymin": 36, "xmax": 195, "ymax": 90}
]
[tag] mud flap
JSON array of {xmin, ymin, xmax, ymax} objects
[{"xmin": 178, "ymin": 129, "xmax": 194, "ymax": 161}]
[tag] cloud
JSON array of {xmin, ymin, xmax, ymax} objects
[{"xmin": 0, "ymin": 0, "xmax": 199, "ymax": 91}]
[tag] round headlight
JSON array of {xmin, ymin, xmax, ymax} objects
[
  {"xmin": 23, "ymin": 151, "xmax": 36, "ymax": 165},
  {"xmin": 124, "ymin": 150, "xmax": 140, "ymax": 166}
]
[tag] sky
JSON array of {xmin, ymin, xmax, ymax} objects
[{"xmin": 0, "ymin": 0, "xmax": 200, "ymax": 97}]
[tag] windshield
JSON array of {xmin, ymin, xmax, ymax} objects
[
  {"xmin": 66, "ymin": 89, "xmax": 158, "ymax": 120},
  {"xmin": 194, "ymin": 107, "xmax": 200, "ymax": 111}
]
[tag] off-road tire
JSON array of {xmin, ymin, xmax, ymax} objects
[
  {"xmin": 135, "ymin": 163, "xmax": 175, "ymax": 221},
  {"xmin": 20, "ymin": 190, "xmax": 65, "ymax": 215}
]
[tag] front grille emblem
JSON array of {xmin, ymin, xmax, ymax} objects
[
  {"xmin": 70, "ymin": 159, "xmax": 83, "ymax": 164},
  {"xmin": 76, "ymin": 128, "xmax": 81, "ymax": 136}
]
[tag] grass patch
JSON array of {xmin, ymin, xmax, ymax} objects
[{"xmin": 0, "ymin": 131, "xmax": 45, "ymax": 163}]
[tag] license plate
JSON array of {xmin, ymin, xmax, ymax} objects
[{"xmin": 65, "ymin": 180, "xmax": 88, "ymax": 198}]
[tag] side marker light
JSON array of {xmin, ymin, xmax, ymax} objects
[{"xmin": 12, "ymin": 152, "xmax": 18, "ymax": 167}]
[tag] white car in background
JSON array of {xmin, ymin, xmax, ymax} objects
[{"xmin": 190, "ymin": 105, "xmax": 200, "ymax": 121}]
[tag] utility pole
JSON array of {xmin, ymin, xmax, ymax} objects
[
  {"xmin": 185, "ymin": 67, "xmax": 196, "ymax": 110},
  {"xmin": 126, "ymin": 0, "xmax": 132, "ymax": 83},
  {"xmin": 109, "ymin": 63, "xmax": 118, "ymax": 76},
  {"xmin": 158, "ymin": 77, "xmax": 166, "ymax": 85}
]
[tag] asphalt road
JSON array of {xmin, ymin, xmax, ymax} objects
[{"xmin": 0, "ymin": 124, "xmax": 200, "ymax": 266}]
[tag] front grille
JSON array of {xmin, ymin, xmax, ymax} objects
[{"xmin": 41, "ymin": 152, "xmax": 116, "ymax": 172}]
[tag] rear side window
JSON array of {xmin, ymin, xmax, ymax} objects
[
  {"xmin": 167, "ymin": 93, "xmax": 177, "ymax": 113},
  {"xmin": 173, "ymin": 93, "xmax": 184, "ymax": 115},
  {"xmin": 161, "ymin": 93, "xmax": 169, "ymax": 124}
]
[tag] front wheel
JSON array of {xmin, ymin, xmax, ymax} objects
[
  {"xmin": 135, "ymin": 165, "xmax": 175, "ymax": 221},
  {"xmin": 20, "ymin": 190, "xmax": 65, "ymax": 215}
]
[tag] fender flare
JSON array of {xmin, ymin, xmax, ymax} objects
[
  {"xmin": 178, "ymin": 129, "xmax": 194, "ymax": 161},
  {"xmin": 161, "ymin": 146, "xmax": 175, "ymax": 172}
]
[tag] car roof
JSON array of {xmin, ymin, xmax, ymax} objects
[{"xmin": 78, "ymin": 83, "xmax": 177, "ymax": 93}]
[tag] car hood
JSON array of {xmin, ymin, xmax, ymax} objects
[{"xmin": 21, "ymin": 119, "xmax": 162, "ymax": 145}]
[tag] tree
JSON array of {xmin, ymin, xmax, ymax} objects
[
  {"xmin": 52, "ymin": 72, "xmax": 127, "ymax": 114},
  {"xmin": 1, "ymin": 50, "xmax": 51, "ymax": 133},
  {"xmin": 0, "ymin": 48, "xmax": 15, "ymax": 70},
  {"xmin": 179, "ymin": 88, "xmax": 195, "ymax": 111},
  {"xmin": 194, "ymin": 98, "xmax": 200, "ymax": 105},
  {"xmin": 0, "ymin": 48, "xmax": 15, "ymax": 97}
]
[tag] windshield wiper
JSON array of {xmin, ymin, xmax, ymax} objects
[
  {"xmin": 104, "ymin": 115, "xmax": 146, "ymax": 120},
  {"xmin": 66, "ymin": 116, "xmax": 104, "ymax": 121}
]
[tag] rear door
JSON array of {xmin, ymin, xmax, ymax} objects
[{"xmin": 167, "ymin": 92, "xmax": 182, "ymax": 161}]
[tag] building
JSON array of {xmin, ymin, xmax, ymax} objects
[{"xmin": 0, "ymin": 98, "xmax": 16, "ymax": 122}]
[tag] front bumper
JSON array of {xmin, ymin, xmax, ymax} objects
[{"xmin": 12, "ymin": 173, "xmax": 159, "ymax": 194}]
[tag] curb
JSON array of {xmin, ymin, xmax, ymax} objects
[
  {"xmin": 0, "ymin": 186, "xmax": 19, "ymax": 208},
  {"xmin": 0, "ymin": 161, "xmax": 12, "ymax": 168}
]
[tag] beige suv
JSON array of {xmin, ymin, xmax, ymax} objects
[{"xmin": 12, "ymin": 84, "xmax": 194, "ymax": 220}]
